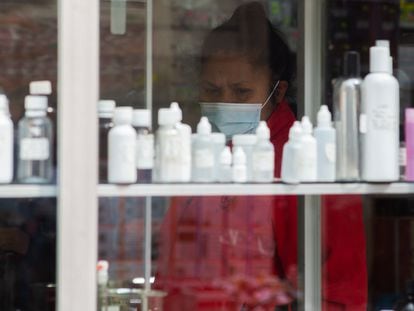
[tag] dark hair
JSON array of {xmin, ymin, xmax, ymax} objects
[{"xmin": 201, "ymin": 1, "xmax": 296, "ymax": 100}]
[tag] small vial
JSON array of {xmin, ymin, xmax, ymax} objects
[
  {"xmin": 232, "ymin": 147, "xmax": 247, "ymax": 183},
  {"xmin": 133, "ymin": 109, "xmax": 153, "ymax": 183},
  {"xmin": 17, "ymin": 95, "xmax": 53, "ymax": 184},
  {"xmin": 98, "ymin": 100, "xmax": 115, "ymax": 183},
  {"xmin": 300, "ymin": 116, "xmax": 317, "ymax": 182},
  {"xmin": 218, "ymin": 146, "xmax": 232, "ymax": 183},
  {"xmin": 108, "ymin": 107, "xmax": 137, "ymax": 184},
  {"xmin": 0, "ymin": 94, "xmax": 13, "ymax": 183},
  {"xmin": 252, "ymin": 121, "xmax": 275, "ymax": 183},
  {"xmin": 281, "ymin": 121, "xmax": 303, "ymax": 184},
  {"xmin": 192, "ymin": 117, "xmax": 214, "ymax": 182}
]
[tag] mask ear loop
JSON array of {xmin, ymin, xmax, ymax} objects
[{"xmin": 261, "ymin": 80, "xmax": 280, "ymax": 109}]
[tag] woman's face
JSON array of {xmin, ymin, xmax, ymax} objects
[{"xmin": 200, "ymin": 53, "xmax": 286, "ymax": 120}]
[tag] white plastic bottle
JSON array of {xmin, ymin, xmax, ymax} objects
[
  {"xmin": 170, "ymin": 102, "xmax": 192, "ymax": 182},
  {"xmin": 192, "ymin": 117, "xmax": 214, "ymax": 182},
  {"xmin": 132, "ymin": 109, "xmax": 153, "ymax": 183},
  {"xmin": 232, "ymin": 134, "xmax": 257, "ymax": 181},
  {"xmin": 108, "ymin": 107, "xmax": 137, "ymax": 184},
  {"xmin": 300, "ymin": 116, "xmax": 317, "ymax": 182},
  {"xmin": 281, "ymin": 121, "xmax": 303, "ymax": 184},
  {"xmin": 232, "ymin": 147, "xmax": 247, "ymax": 183},
  {"xmin": 17, "ymin": 95, "xmax": 53, "ymax": 184},
  {"xmin": 155, "ymin": 108, "xmax": 181, "ymax": 182},
  {"xmin": 361, "ymin": 46, "xmax": 400, "ymax": 181},
  {"xmin": 314, "ymin": 105, "xmax": 336, "ymax": 182},
  {"xmin": 211, "ymin": 133, "xmax": 225, "ymax": 181},
  {"xmin": 218, "ymin": 146, "xmax": 232, "ymax": 183},
  {"xmin": 252, "ymin": 121, "xmax": 275, "ymax": 182},
  {"xmin": 0, "ymin": 95, "xmax": 13, "ymax": 183}
]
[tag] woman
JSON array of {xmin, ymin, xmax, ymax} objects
[{"xmin": 155, "ymin": 2, "xmax": 367, "ymax": 310}]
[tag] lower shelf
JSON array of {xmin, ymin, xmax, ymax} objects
[{"xmin": 0, "ymin": 184, "xmax": 57, "ymax": 198}]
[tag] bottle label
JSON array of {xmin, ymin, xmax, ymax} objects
[
  {"xmin": 194, "ymin": 149, "xmax": 214, "ymax": 168},
  {"xmin": 253, "ymin": 151, "xmax": 274, "ymax": 171},
  {"xmin": 20, "ymin": 138, "xmax": 49, "ymax": 160},
  {"xmin": 136, "ymin": 134, "xmax": 154, "ymax": 169},
  {"xmin": 370, "ymin": 105, "xmax": 397, "ymax": 131},
  {"xmin": 325, "ymin": 143, "xmax": 336, "ymax": 163}
]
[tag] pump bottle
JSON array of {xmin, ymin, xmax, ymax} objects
[
  {"xmin": 133, "ymin": 109, "xmax": 153, "ymax": 183},
  {"xmin": 281, "ymin": 121, "xmax": 302, "ymax": 184},
  {"xmin": 17, "ymin": 95, "xmax": 53, "ymax": 183},
  {"xmin": 361, "ymin": 46, "xmax": 400, "ymax": 181},
  {"xmin": 252, "ymin": 121, "xmax": 275, "ymax": 182},
  {"xmin": 98, "ymin": 100, "xmax": 115, "ymax": 183},
  {"xmin": 218, "ymin": 146, "xmax": 232, "ymax": 183},
  {"xmin": 232, "ymin": 147, "xmax": 247, "ymax": 183},
  {"xmin": 0, "ymin": 95, "xmax": 13, "ymax": 183},
  {"xmin": 314, "ymin": 105, "xmax": 336, "ymax": 182},
  {"xmin": 300, "ymin": 116, "xmax": 317, "ymax": 182},
  {"xmin": 192, "ymin": 117, "xmax": 214, "ymax": 182},
  {"xmin": 108, "ymin": 107, "xmax": 137, "ymax": 184}
]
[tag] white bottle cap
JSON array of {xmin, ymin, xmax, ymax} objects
[
  {"xmin": 113, "ymin": 106, "xmax": 133, "ymax": 125},
  {"xmin": 0, "ymin": 94, "xmax": 10, "ymax": 114},
  {"xmin": 97, "ymin": 260, "xmax": 109, "ymax": 285},
  {"xmin": 289, "ymin": 121, "xmax": 303, "ymax": 141},
  {"xmin": 170, "ymin": 102, "xmax": 183, "ymax": 122},
  {"xmin": 232, "ymin": 134, "xmax": 257, "ymax": 146},
  {"xmin": 98, "ymin": 100, "xmax": 116, "ymax": 117},
  {"xmin": 220, "ymin": 146, "xmax": 232, "ymax": 165},
  {"xmin": 317, "ymin": 105, "xmax": 332, "ymax": 128},
  {"xmin": 25, "ymin": 95, "xmax": 48, "ymax": 110},
  {"xmin": 132, "ymin": 109, "xmax": 151, "ymax": 128},
  {"xmin": 211, "ymin": 132, "xmax": 225, "ymax": 144},
  {"xmin": 158, "ymin": 108, "xmax": 176, "ymax": 126},
  {"xmin": 375, "ymin": 40, "xmax": 390, "ymax": 50},
  {"xmin": 301, "ymin": 116, "xmax": 313, "ymax": 134},
  {"xmin": 29, "ymin": 80, "xmax": 52, "ymax": 95},
  {"xmin": 233, "ymin": 147, "xmax": 246, "ymax": 165},
  {"xmin": 370, "ymin": 46, "xmax": 390, "ymax": 73},
  {"xmin": 197, "ymin": 116, "xmax": 212, "ymax": 134},
  {"xmin": 256, "ymin": 121, "xmax": 270, "ymax": 139}
]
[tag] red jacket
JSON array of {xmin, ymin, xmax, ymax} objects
[{"xmin": 155, "ymin": 100, "xmax": 367, "ymax": 310}]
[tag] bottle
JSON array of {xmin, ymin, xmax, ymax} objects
[
  {"xmin": 232, "ymin": 134, "xmax": 257, "ymax": 182},
  {"xmin": 232, "ymin": 147, "xmax": 247, "ymax": 183},
  {"xmin": 395, "ymin": 280, "xmax": 414, "ymax": 311},
  {"xmin": 170, "ymin": 102, "xmax": 192, "ymax": 182},
  {"xmin": 98, "ymin": 100, "xmax": 115, "ymax": 183},
  {"xmin": 405, "ymin": 109, "xmax": 414, "ymax": 181},
  {"xmin": 29, "ymin": 80, "xmax": 53, "ymax": 114},
  {"xmin": 281, "ymin": 121, "xmax": 302, "ymax": 184},
  {"xmin": 108, "ymin": 107, "xmax": 137, "ymax": 184},
  {"xmin": 218, "ymin": 146, "xmax": 232, "ymax": 183},
  {"xmin": 314, "ymin": 105, "xmax": 336, "ymax": 182},
  {"xmin": 17, "ymin": 95, "xmax": 53, "ymax": 184},
  {"xmin": 252, "ymin": 121, "xmax": 275, "ymax": 182},
  {"xmin": 334, "ymin": 51, "xmax": 362, "ymax": 181},
  {"xmin": 192, "ymin": 117, "xmax": 214, "ymax": 182},
  {"xmin": 361, "ymin": 46, "xmax": 400, "ymax": 182},
  {"xmin": 0, "ymin": 94, "xmax": 13, "ymax": 183},
  {"xmin": 132, "ymin": 109, "xmax": 153, "ymax": 183},
  {"xmin": 375, "ymin": 40, "xmax": 393, "ymax": 75},
  {"xmin": 211, "ymin": 132, "xmax": 225, "ymax": 181},
  {"xmin": 300, "ymin": 116, "xmax": 317, "ymax": 182},
  {"xmin": 155, "ymin": 108, "xmax": 181, "ymax": 182},
  {"xmin": 97, "ymin": 260, "xmax": 109, "ymax": 311}
]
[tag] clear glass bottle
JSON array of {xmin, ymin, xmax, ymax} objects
[
  {"xmin": 98, "ymin": 100, "xmax": 115, "ymax": 183},
  {"xmin": 17, "ymin": 95, "xmax": 53, "ymax": 184},
  {"xmin": 252, "ymin": 121, "xmax": 275, "ymax": 183},
  {"xmin": 132, "ymin": 109, "xmax": 153, "ymax": 183}
]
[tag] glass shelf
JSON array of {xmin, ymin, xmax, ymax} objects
[{"xmin": 0, "ymin": 185, "xmax": 57, "ymax": 198}]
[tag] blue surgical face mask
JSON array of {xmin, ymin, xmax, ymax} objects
[{"xmin": 200, "ymin": 81, "xmax": 280, "ymax": 141}]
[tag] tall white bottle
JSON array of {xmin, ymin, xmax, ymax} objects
[
  {"xmin": 281, "ymin": 121, "xmax": 302, "ymax": 184},
  {"xmin": 300, "ymin": 116, "xmax": 317, "ymax": 182},
  {"xmin": 314, "ymin": 105, "xmax": 336, "ymax": 182},
  {"xmin": 361, "ymin": 46, "xmax": 400, "ymax": 181},
  {"xmin": 108, "ymin": 107, "xmax": 137, "ymax": 184},
  {"xmin": 170, "ymin": 102, "xmax": 192, "ymax": 182},
  {"xmin": 252, "ymin": 121, "xmax": 275, "ymax": 182},
  {"xmin": 0, "ymin": 95, "xmax": 13, "ymax": 183},
  {"xmin": 192, "ymin": 117, "xmax": 214, "ymax": 182}
]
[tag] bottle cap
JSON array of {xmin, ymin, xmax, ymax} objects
[
  {"xmin": 211, "ymin": 132, "xmax": 225, "ymax": 145},
  {"xmin": 301, "ymin": 116, "xmax": 313, "ymax": 134},
  {"xmin": 97, "ymin": 260, "xmax": 109, "ymax": 272},
  {"xmin": 25, "ymin": 95, "xmax": 48, "ymax": 110},
  {"xmin": 0, "ymin": 94, "xmax": 10, "ymax": 114},
  {"xmin": 370, "ymin": 46, "xmax": 389, "ymax": 73},
  {"xmin": 98, "ymin": 100, "xmax": 116, "ymax": 117},
  {"xmin": 406, "ymin": 108, "xmax": 414, "ymax": 124},
  {"xmin": 170, "ymin": 102, "xmax": 183, "ymax": 122},
  {"xmin": 132, "ymin": 109, "xmax": 151, "ymax": 128},
  {"xmin": 232, "ymin": 134, "xmax": 257, "ymax": 146},
  {"xmin": 158, "ymin": 108, "xmax": 176, "ymax": 126},
  {"xmin": 376, "ymin": 40, "xmax": 390, "ymax": 50},
  {"xmin": 317, "ymin": 105, "xmax": 332, "ymax": 128},
  {"xmin": 30, "ymin": 80, "xmax": 52, "ymax": 95},
  {"xmin": 289, "ymin": 121, "xmax": 303, "ymax": 141},
  {"xmin": 197, "ymin": 116, "xmax": 212, "ymax": 135},
  {"xmin": 220, "ymin": 146, "xmax": 232, "ymax": 165},
  {"xmin": 97, "ymin": 260, "xmax": 109, "ymax": 285},
  {"xmin": 343, "ymin": 51, "xmax": 360, "ymax": 77},
  {"xmin": 256, "ymin": 121, "xmax": 270, "ymax": 139},
  {"xmin": 233, "ymin": 147, "xmax": 246, "ymax": 165},
  {"xmin": 113, "ymin": 106, "xmax": 133, "ymax": 125}
]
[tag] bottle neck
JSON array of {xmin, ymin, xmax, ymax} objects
[
  {"xmin": 26, "ymin": 110, "xmax": 47, "ymax": 117},
  {"xmin": 98, "ymin": 112, "xmax": 113, "ymax": 119}
]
